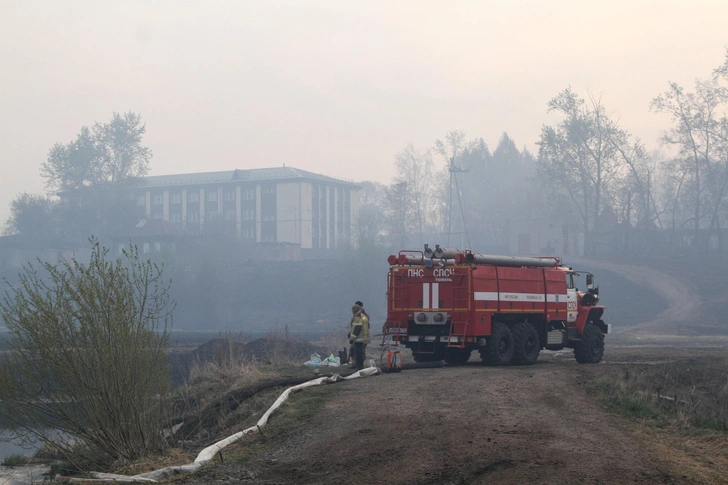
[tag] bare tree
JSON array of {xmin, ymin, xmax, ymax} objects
[
  {"xmin": 384, "ymin": 181, "xmax": 416, "ymax": 248},
  {"xmin": 356, "ymin": 180, "xmax": 388, "ymax": 247},
  {"xmin": 393, "ymin": 144, "xmax": 436, "ymax": 243},
  {"xmin": 651, "ymin": 74, "xmax": 728, "ymax": 251},
  {"xmin": 537, "ymin": 88, "xmax": 623, "ymax": 255}
]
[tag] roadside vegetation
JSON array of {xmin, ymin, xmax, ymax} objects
[{"xmin": 585, "ymin": 355, "xmax": 728, "ymax": 432}]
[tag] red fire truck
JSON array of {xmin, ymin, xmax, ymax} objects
[{"xmin": 382, "ymin": 245, "xmax": 609, "ymax": 365}]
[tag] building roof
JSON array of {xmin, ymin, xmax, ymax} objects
[
  {"xmin": 137, "ymin": 166, "xmax": 359, "ymax": 189},
  {"xmin": 112, "ymin": 218, "xmax": 187, "ymax": 239}
]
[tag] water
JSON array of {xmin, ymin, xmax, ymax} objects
[
  {"xmin": 0, "ymin": 430, "xmax": 48, "ymax": 485},
  {"xmin": 0, "ymin": 430, "xmax": 35, "ymax": 461}
]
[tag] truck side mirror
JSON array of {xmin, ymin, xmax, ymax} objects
[{"xmin": 586, "ymin": 274, "xmax": 594, "ymax": 289}]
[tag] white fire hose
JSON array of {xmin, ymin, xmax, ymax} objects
[{"xmin": 62, "ymin": 367, "xmax": 380, "ymax": 483}]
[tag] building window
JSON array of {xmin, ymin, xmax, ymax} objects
[
  {"xmin": 243, "ymin": 209, "xmax": 255, "ymax": 220},
  {"xmin": 242, "ymin": 189, "xmax": 255, "ymax": 200},
  {"xmin": 170, "ymin": 213, "xmax": 182, "ymax": 223},
  {"xmin": 143, "ymin": 242, "xmax": 150, "ymax": 253},
  {"xmin": 136, "ymin": 195, "xmax": 146, "ymax": 206},
  {"xmin": 243, "ymin": 226, "xmax": 255, "ymax": 238},
  {"xmin": 262, "ymin": 235, "xmax": 275, "ymax": 242},
  {"xmin": 171, "ymin": 193, "xmax": 182, "ymax": 204},
  {"xmin": 188, "ymin": 212, "xmax": 199, "ymax": 223},
  {"xmin": 152, "ymin": 213, "xmax": 163, "ymax": 219},
  {"xmin": 262, "ymin": 214, "xmax": 275, "ymax": 221},
  {"xmin": 188, "ymin": 192, "xmax": 199, "ymax": 203},
  {"xmin": 152, "ymin": 195, "xmax": 163, "ymax": 205},
  {"xmin": 207, "ymin": 211, "xmax": 219, "ymax": 221},
  {"xmin": 225, "ymin": 210, "xmax": 236, "ymax": 221},
  {"xmin": 262, "ymin": 186, "xmax": 276, "ymax": 194},
  {"xmin": 206, "ymin": 191, "xmax": 218, "ymax": 202},
  {"xmin": 224, "ymin": 190, "xmax": 235, "ymax": 201}
]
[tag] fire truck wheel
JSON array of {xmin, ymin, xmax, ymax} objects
[
  {"xmin": 482, "ymin": 323, "xmax": 514, "ymax": 366},
  {"xmin": 412, "ymin": 351, "xmax": 444, "ymax": 363},
  {"xmin": 512, "ymin": 322, "xmax": 540, "ymax": 365},
  {"xmin": 574, "ymin": 323, "xmax": 604, "ymax": 364},
  {"xmin": 444, "ymin": 348, "xmax": 472, "ymax": 365}
]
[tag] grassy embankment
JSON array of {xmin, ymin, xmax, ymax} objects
[{"xmin": 111, "ymin": 328, "xmax": 346, "ymax": 477}]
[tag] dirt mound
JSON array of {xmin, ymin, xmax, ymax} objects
[
  {"xmin": 190, "ymin": 338, "xmax": 248, "ymax": 365},
  {"xmin": 180, "ymin": 337, "xmax": 317, "ymax": 368}
]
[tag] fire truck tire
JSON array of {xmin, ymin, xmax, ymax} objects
[
  {"xmin": 482, "ymin": 323, "xmax": 514, "ymax": 366},
  {"xmin": 512, "ymin": 322, "xmax": 540, "ymax": 365},
  {"xmin": 574, "ymin": 323, "xmax": 604, "ymax": 364},
  {"xmin": 412, "ymin": 351, "xmax": 444, "ymax": 363},
  {"xmin": 444, "ymin": 348, "xmax": 472, "ymax": 365}
]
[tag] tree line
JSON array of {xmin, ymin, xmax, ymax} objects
[
  {"xmin": 360, "ymin": 49, "xmax": 728, "ymax": 256},
  {"xmin": 4, "ymin": 50, "xmax": 728, "ymax": 257},
  {"xmin": 3, "ymin": 111, "xmax": 149, "ymax": 247}
]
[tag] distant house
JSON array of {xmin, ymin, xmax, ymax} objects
[
  {"xmin": 128, "ymin": 167, "xmax": 360, "ymax": 254},
  {"xmin": 110, "ymin": 217, "xmax": 185, "ymax": 256}
]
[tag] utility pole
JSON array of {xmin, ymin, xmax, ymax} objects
[{"xmin": 447, "ymin": 157, "xmax": 471, "ymax": 248}]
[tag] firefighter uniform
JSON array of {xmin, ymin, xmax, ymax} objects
[{"xmin": 348, "ymin": 303, "xmax": 370, "ymax": 370}]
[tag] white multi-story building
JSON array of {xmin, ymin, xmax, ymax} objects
[{"xmin": 130, "ymin": 167, "xmax": 360, "ymax": 251}]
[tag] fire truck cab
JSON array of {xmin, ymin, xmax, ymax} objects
[{"xmin": 382, "ymin": 245, "xmax": 609, "ymax": 365}]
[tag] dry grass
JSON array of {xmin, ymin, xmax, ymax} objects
[
  {"xmin": 587, "ymin": 355, "xmax": 728, "ymax": 431},
  {"xmin": 632, "ymin": 427, "xmax": 728, "ymax": 484},
  {"xmin": 170, "ymin": 327, "xmax": 332, "ymax": 445},
  {"xmin": 111, "ymin": 448, "xmax": 197, "ymax": 477},
  {"xmin": 584, "ymin": 353, "xmax": 728, "ymax": 483}
]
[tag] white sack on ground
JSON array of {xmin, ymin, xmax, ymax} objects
[{"xmin": 65, "ymin": 367, "xmax": 380, "ymax": 483}]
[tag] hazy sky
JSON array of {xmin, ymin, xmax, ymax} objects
[{"xmin": 1, "ymin": 0, "xmax": 727, "ymax": 227}]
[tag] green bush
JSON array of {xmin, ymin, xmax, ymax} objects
[{"xmin": 0, "ymin": 239, "xmax": 174, "ymax": 470}]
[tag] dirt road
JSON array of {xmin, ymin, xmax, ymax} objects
[
  {"xmin": 187, "ymin": 352, "xmax": 699, "ymax": 485},
  {"xmin": 180, "ymin": 262, "xmax": 721, "ymax": 484},
  {"xmin": 569, "ymin": 258, "xmax": 701, "ymax": 334}
]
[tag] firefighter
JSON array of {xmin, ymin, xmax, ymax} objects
[
  {"xmin": 347, "ymin": 300, "xmax": 365, "ymax": 365},
  {"xmin": 348, "ymin": 301, "xmax": 370, "ymax": 370}
]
